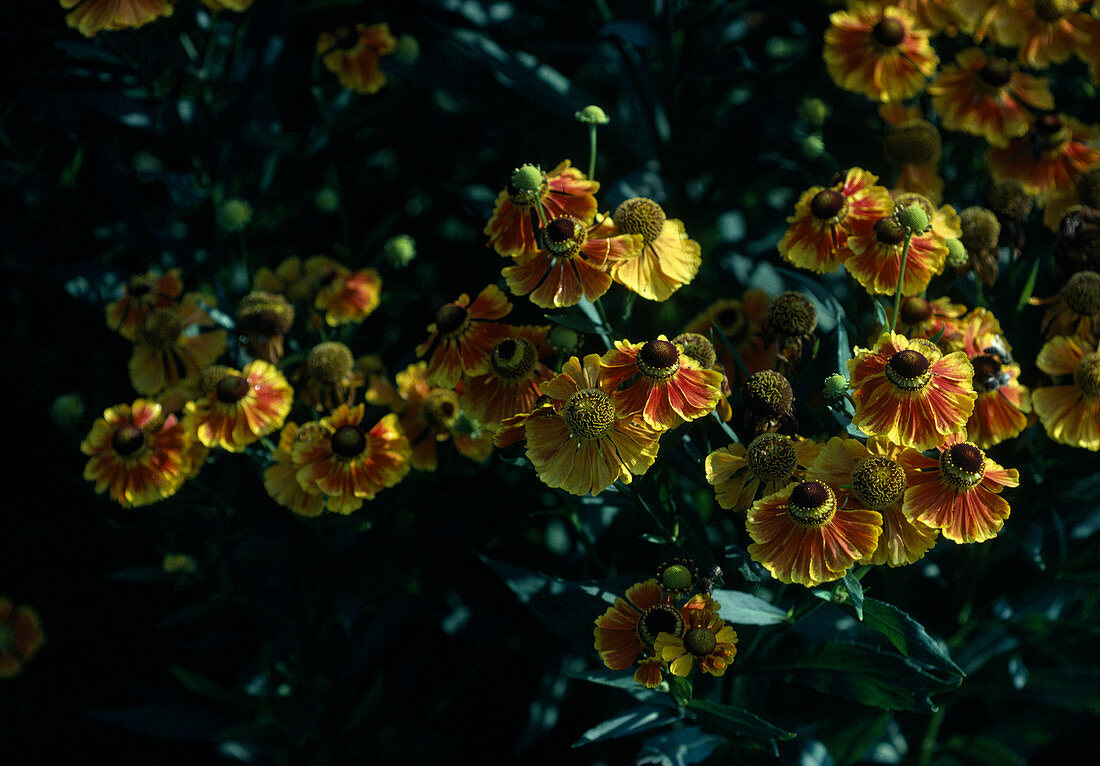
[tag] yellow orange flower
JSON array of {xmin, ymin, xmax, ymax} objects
[
  {"xmin": 314, "ymin": 267, "xmax": 382, "ymax": 327},
  {"xmin": 844, "ymin": 210, "xmax": 950, "ymax": 296},
  {"xmin": 778, "ymin": 167, "xmax": 895, "ymax": 274},
  {"xmin": 502, "ymin": 215, "xmax": 641, "ymax": 308},
  {"xmin": 706, "ymin": 433, "xmax": 821, "ymax": 511},
  {"xmin": 392, "ymin": 362, "xmax": 493, "ymax": 471},
  {"xmin": 485, "ymin": 161, "xmax": 599, "ymax": 260},
  {"xmin": 848, "ymin": 333, "xmax": 976, "ymax": 450},
  {"xmin": 901, "ymin": 441, "xmax": 1019, "ymax": 542},
  {"xmin": 0, "ymin": 599, "xmax": 45, "ymax": 679},
  {"xmin": 253, "ymin": 256, "xmax": 333, "ymax": 305},
  {"xmin": 459, "ymin": 326, "xmax": 554, "ymax": 430},
  {"xmin": 883, "ymin": 295, "xmax": 968, "ymax": 348},
  {"xmin": 987, "ymin": 114, "xmax": 1100, "ymax": 197},
  {"xmin": 807, "ymin": 436, "xmax": 938, "ymax": 567},
  {"xmin": 1033, "ymin": 334, "xmax": 1100, "ymax": 450},
  {"xmin": 960, "ymin": 324, "xmax": 1031, "ymax": 448},
  {"xmin": 1037, "ymin": 270, "xmax": 1100, "ymax": 342},
  {"xmin": 81, "ymin": 399, "xmax": 195, "ymax": 508},
  {"xmin": 317, "ymin": 24, "xmax": 397, "ymax": 94},
  {"xmin": 599, "ymin": 198, "xmax": 702, "ymax": 302},
  {"xmin": 60, "ymin": 0, "xmax": 172, "ymax": 37},
  {"xmin": 654, "ymin": 597, "xmax": 738, "ymax": 678},
  {"xmin": 824, "ymin": 4, "xmax": 938, "ymax": 103},
  {"xmin": 416, "ymin": 285, "xmax": 513, "ymax": 388},
  {"xmin": 105, "ymin": 268, "xmax": 183, "ymax": 341},
  {"xmin": 861, "ymin": 0, "xmax": 965, "ymax": 34},
  {"xmin": 292, "ymin": 405, "xmax": 411, "ymax": 514},
  {"xmin": 593, "ymin": 579, "xmax": 682, "ymax": 688},
  {"xmin": 599, "ymin": 336, "xmax": 723, "ymax": 430},
  {"xmin": 995, "ymin": 0, "xmax": 1094, "ymax": 69},
  {"xmin": 929, "ymin": 48, "xmax": 1054, "ymax": 148},
  {"xmin": 200, "ymin": 0, "xmax": 253, "ymax": 10},
  {"xmin": 747, "ymin": 481, "xmax": 883, "ymax": 587},
  {"xmin": 526, "ymin": 354, "xmax": 661, "ymax": 496},
  {"xmin": 684, "ymin": 290, "xmax": 776, "ymax": 383},
  {"xmin": 128, "ymin": 293, "xmax": 228, "ymax": 397},
  {"xmin": 952, "ymin": 0, "xmax": 1028, "ymax": 43},
  {"xmin": 183, "ymin": 361, "xmax": 293, "ymax": 452},
  {"xmin": 263, "ymin": 423, "xmax": 325, "ymax": 518}
]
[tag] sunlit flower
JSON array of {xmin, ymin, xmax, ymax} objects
[
  {"xmin": 105, "ymin": 268, "xmax": 183, "ymax": 341},
  {"xmin": 824, "ymin": 4, "xmax": 938, "ymax": 103},
  {"xmin": 807, "ymin": 436, "xmax": 938, "ymax": 567},
  {"xmin": 591, "ymin": 198, "xmax": 702, "ymax": 302},
  {"xmin": 81, "ymin": 399, "xmax": 195, "ymax": 508},
  {"xmin": 747, "ymin": 481, "xmax": 883, "ymax": 587},
  {"xmin": 0, "ymin": 599, "xmax": 45, "ymax": 678},
  {"xmin": 317, "ymin": 23, "xmax": 397, "ymax": 94},
  {"xmin": 883, "ymin": 296, "xmax": 968, "ymax": 348},
  {"xmin": 263, "ymin": 423, "xmax": 325, "ymax": 518},
  {"xmin": 959, "ymin": 324, "xmax": 1031, "ymax": 448},
  {"xmin": 314, "ymin": 267, "xmax": 382, "ymax": 327},
  {"xmin": 654, "ymin": 597, "xmax": 738, "ymax": 678},
  {"xmin": 706, "ymin": 433, "xmax": 820, "ymax": 511},
  {"xmin": 292, "ymin": 405, "xmax": 411, "ymax": 514},
  {"xmin": 987, "ymin": 114, "xmax": 1100, "ymax": 197},
  {"xmin": 599, "ymin": 337, "xmax": 723, "ymax": 430},
  {"xmin": 901, "ymin": 441, "xmax": 1019, "ymax": 542},
  {"xmin": 848, "ymin": 333, "xmax": 976, "ymax": 450},
  {"xmin": 485, "ymin": 161, "xmax": 599, "ymax": 260},
  {"xmin": 844, "ymin": 209, "xmax": 950, "ymax": 297},
  {"xmin": 501, "ymin": 215, "xmax": 641, "ymax": 308},
  {"xmin": 593, "ymin": 579, "xmax": 683, "ymax": 688},
  {"xmin": 416, "ymin": 285, "xmax": 513, "ymax": 388},
  {"xmin": 183, "ymin": 361, "xmax": 293, "ymax": 452},
  {"xmin": 684, "ymin": 290, "xmax": 775, "ymax": 383},
  {"xmin": 673, "ymin": 332, "xmax": 734, "ymax": 421},
  {"xmin": 393, "ymin": 362, "xmax": 493, "ymax": 471},
  {"xmin": 1037, "ymin": 270, "xmax": 1100, "ymax": 342},
  {"xmin": 60, "ymin": 0, "xmax": 173, "ymax": 37},
  {"xmin": 778, "ymin": 167, "xmax": 894, "ymax": 274},
  {"xmin": 526, "ymin": 354, "xmax": 661, "ymax": 496},
  {"xmin": 1033, "ymin": 334, "xmax": 1100, "ymax": 450},
  {"xmin": 128, "ymin": 293, "xmax": 228, "ymax": 397},
  {"xmin": 929, "ymin": 48, "xmax": 1055, "ymax": 148},
  {"xmin": 460, "ymin": 326, "xmax": 554, "ymax": 430}
]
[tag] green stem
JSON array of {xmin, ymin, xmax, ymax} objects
[
  {"xmin": 587, "ymin": 124, "xmax": 598, "ymax": 182},
  {"xmin": 238, "ymin": 230, "xmax": 251, "ymax": 282},
  {"xmin": 889, "ymin": 231, "xmax": 914, "ymax": 334},
  {"xmin": 915, "ymin": 706, "xmax": 946, "ymax": 766}
]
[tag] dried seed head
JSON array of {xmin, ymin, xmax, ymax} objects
[
  {"xmin": 884, "ymin": 121, "xmax": 942, "ymax": 166},
  {"xmin": 743, "ymin": 371, "xmax": 793, "ymax": 417},
  {"xmin": 766, "ymin": 292, "xmax": 817, "ymax": 336},
  {"xmin": 614, "ymin": 198, "xmax": 667, "ymax": 246},
  {"xmin": 306, "ymin": 341, "xmax": 354, "ymax": 384}
]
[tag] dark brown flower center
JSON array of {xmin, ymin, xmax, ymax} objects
[
  {"xmin": 1064, "ymin": 271, "xmax": 1100, "ymax": 315},
  {"xmin": 787, "ymin": 481, "xmax": 837, "ymax": 526},
  {"xmin": 899, "ymin": 296, "xmax": 933, "ymax": 325},
  {"xmin": 545, "ymin": 216, "xmax": 585, "ymax": 256},
  {"xmin": 128, "ymin": 282, "xmax": 152, "ymax": 298},
  {"xmin": 614, "ymin": 198, "xmax": 666, "ymax": 246},
  {"xmin": 971, "ymin": 355, "xmax": 1004, "ymax": 391},
  {"xmin": 637, "ymin": 340, "xmax": 680, "ymax": 379},
  {"xmin": 684, "ymin": 627, "xmax": 718, "ymax": 657},
  {"xmin": 940, "ymin": 443, "xmax": 985, "ymax": 488},
  {"xmin": 766, "ymin": 291, "xmax": 818, "ymax": 336},
  {"xmin": 638, "ymin": 604, "xmax": 684, "ymax": 649},
  {"xmin": 490, "ymin": 337, "xmax": 538, "ymax": 380},
  {"xmin": 810, "ymin": 189, "xmax": 846, "ymax": 221},
  {"xmin": 334, "ymin": 26, "xmax": 359, "ymax": 50},
  {"xmin": 743, "ymin": 371, "xmax": 793, "ymax": 417},
  {"xmin": 874, "ymin": 216, "xmax": 908, "ymax": 246},
  {"xmin": 112, "ymin": 424, "xmax": 146, "ymax": 456},
  {"xmin": 715, "ymin": 306, "xmax": 747, "ymax": 337},
  {"xmin": 423, "ymin": 390, "xmax": 460, "ymax": 429},
  {"xmin": 306, "ymin": 341, "xmax": 354, "ymax": 384},
  {"xmin": 872, "ymin": 17, "xmax": 906, "ymax": 47},
  {"xmin": 435, "ymin": 303, "xmax": 469, "ymax": 336},
  {"xmin": 1075, "ymin": 352, "xmax": 1100, "ymax": 398},
  {"xmin": 886, "ymin": 349, "xmax": 932, "ymax": 391},
  {"xmin": 139, "ymin": 308, "xmax": 183, "ymax": 350},
  {"xmin": 215, "ymin": 375, "xmax": 251, "ymax": 404},
  {"xmin": 1034, "ymin": 0, "xmax": 1073, "ymax": 23},
  {"xmin": 978, "ymin": 57, "xmax": 1013, "ymax": 87},
  {"xmin": 672, "ymin": 332, "xmax": 717, "ymax": 369},
  {"xmin": 331, "ymin": 425, "xmax": 367, "ymax": 458},
  {"xmin": 1034, "ymin": 115, "xmax": 1070, "ymax": 151}
]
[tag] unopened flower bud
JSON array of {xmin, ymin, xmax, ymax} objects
[
  {"xmin": 897, "ymin": 204, "xmax": 930, "ymax": 235},
  {"xmin": 823, "ymin": 373, "xmax": 848, "ymax": 400}
]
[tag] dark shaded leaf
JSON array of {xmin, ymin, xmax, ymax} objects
[
  {"xmin": 687, "ymin": 699, "xmax": 795, "ymax": 742},
  {"xmin": 937, "ymin": 735, "xmax": 1026, "ymax": 766},
  {"xmin": 568, "ymin": 668, "xmax": 676, "ymax": 707},
  {"xmin": 573, "ymin": 705, "xmax": 682, "ymax": 748},
  {"xmin": 710, "ymin": 588, "xmax": 788, "ymax": 625},
  {"xmin": 841, "ymin": 571, "xmax": 864, "ymax": 621},
  {"xmin": 638, "ymin": 726, "xmax": 725, "ymax": 766},
  {"xmin": 862, "ymin": 598, "xmax": 963, "ymax": 679}
]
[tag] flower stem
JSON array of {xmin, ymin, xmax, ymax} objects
[
  {"xmin": 889, "ymin": 231, "xmax": 913, "ymax": 334},
  {"xmin": 587, "ymin": 124, "xmax": 598, "ymax": 182}
]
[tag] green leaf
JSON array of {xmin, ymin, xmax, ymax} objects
[
  {"xmin": 568, "ymin": 669, "xmax": 675, "ymax": 707},
  {"xmin": 1015, "ymin": 255, "xmax": 1041, "ymax": 311},
  {"xmin": 862, "ymin": 598, "xmax": 963, "ymax": 679},
  {"xmin": 757, "ymin": 641, "xmax": 957, "ymax": 712},
  {"xmin": 686, "ymin": 699, "xmax": 795, "ymax": 742},
  {"xmin": 709, "ymin": 588, "xmax": 787, "ymax": 625},
  {"xmin": 572, "ymin": 705, "xmax": 682, "ymax": 748},
  {"xmin": 937, "ymin": 735, "xmax": 1026, "ymax": 766},
  {"xmin": 871, "ymin": 298, "xmax": 889, "ymax": 333},
  {"xmin": 841, "ymin": 571, "xmax": 864, "ymax": 620},
  {"xmin": 669, "ymin": 675, "xmax": 694, "ymax": 706}
]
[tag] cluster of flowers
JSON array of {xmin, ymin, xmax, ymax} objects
[
  {"xmin": 594, "ymin": 561, "xmax": 739, "ymax": 688},
  {"xmin": 57, "ymin": 2, "xmax": 414, "ymax": 97}
]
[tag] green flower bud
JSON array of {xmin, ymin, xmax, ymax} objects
[
  {"xmin": 384, "ymin": 234, "xmax": 417, "ymax": 267},
  {"xmin": 511, "ymin": 164, "xmax": 544, "ymax": 194},
  {"xmin": 897, "ymin": 204, "xmax": 930, "ymax": 235},
  {"xmin": 315, "ymin": 187, "xmax": 340, "ymax": 213},
  {"xmin": 945, "ymin": 237, "xmax": 968, "ymax": 268},
  {"xmin": 217, "ymin": 198, "xmax": 252, "ymax": 232},
  {"xmin": 823, "ymin": 373, "xmax": 848, "ymax": 400},
  {"xmin": 798, "ymin": 97, "xmax": 829, "ymax": 126},
  {"xmin": 575, "ymin": 105, "xmax": 609, "ymax": 125}
]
